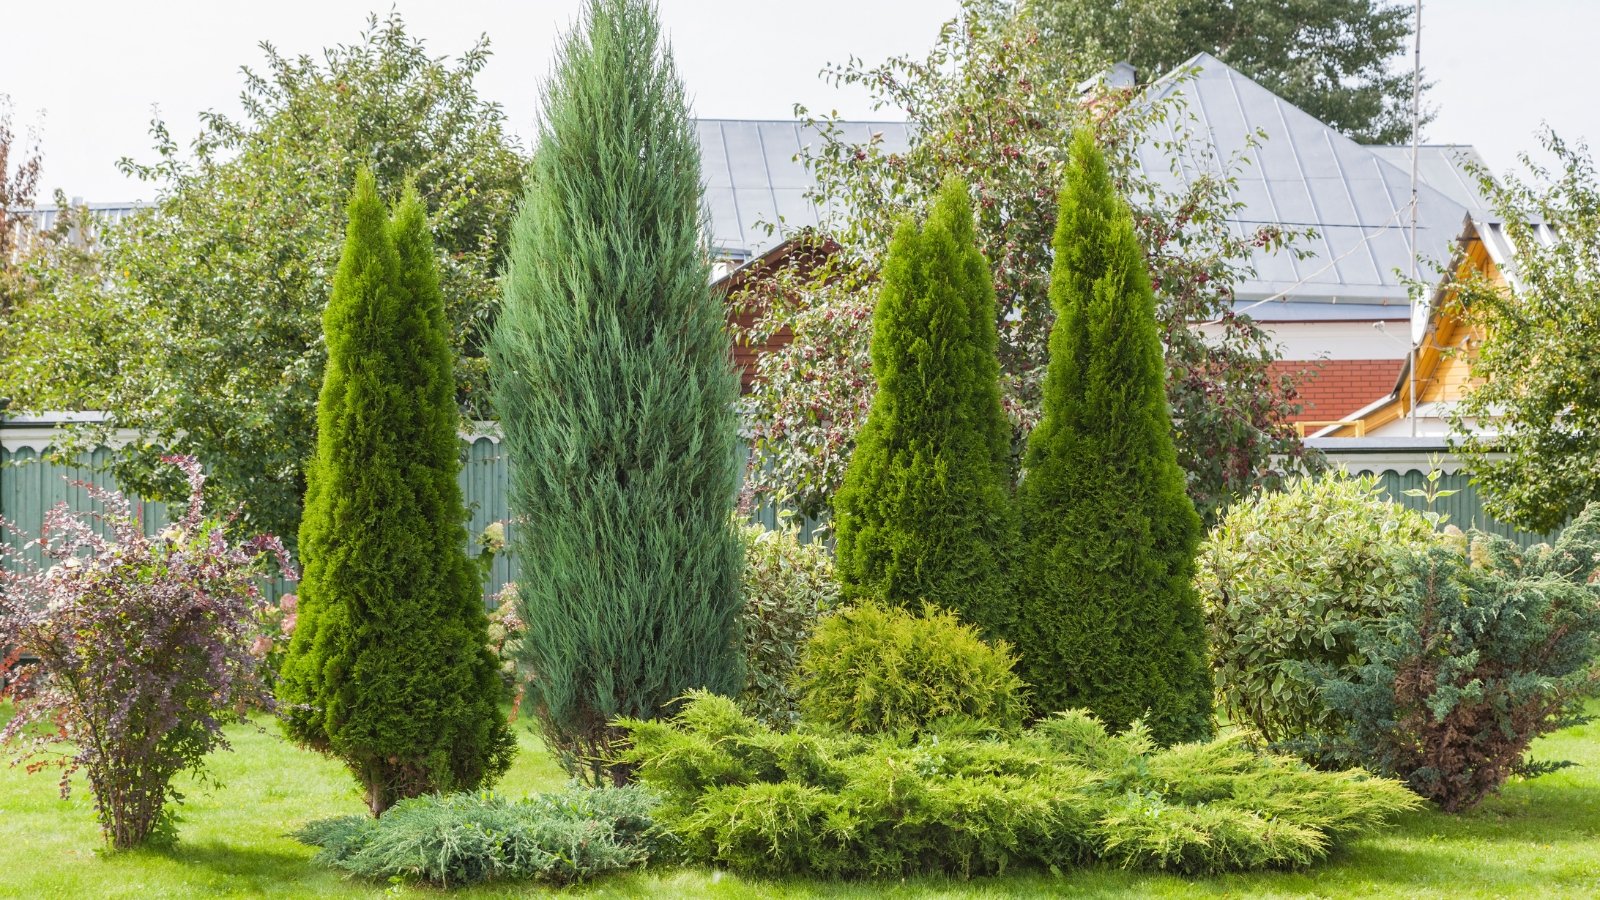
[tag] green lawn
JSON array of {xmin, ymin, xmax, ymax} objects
[{"xmin": 2, "ymin": 706, "xmax": 1598, "ymax": 899}]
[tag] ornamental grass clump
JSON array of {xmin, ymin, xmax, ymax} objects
[
  {"xmin": 614, "ymin": 693, "xmax": 1420, "ymax": 879},
  {"xmin": 0, "ymin": 456, "xmax": 292, "ymax": 850},
  {"xmin": 295, "ymin": 786, "xmax": 661, "ymax": 887}
]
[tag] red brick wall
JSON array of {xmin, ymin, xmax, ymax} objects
[{"xmin": 1273, "ymin": 359, "xmax": 1403, "ymax": 423}]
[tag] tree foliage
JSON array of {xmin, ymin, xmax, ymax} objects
[
  {"xmin": 0, "ymin": 94, "xmax": 43, "ymax": 307},
  {"xmin": 1014, "ymin": 130, "xmax": 1212, "ymax": 745},
  {"xmin": 277, "ymin": 172, "xmax": 514, "ymax": 816},
  {"xmin": 832, "ymin": 179, "xmax": 1018, "ymax": 630},
  {"xmin": 488, "ymin": 0, "xmax": 744, "ymax": 786},
  {"xmin": 1026, "ymin": 0, "xmax": 1425, "ymax": 144},
  {"xmin": 735, "ymin": 1, "xmax": 1308, "ymax": 527},
  {"xmin": 1452, "ymin": 131, "xmax": 1600, "ymax": 532},
  {"xmin": 13, "ymin": 14, "xmax": 523, "ymax": 548}
]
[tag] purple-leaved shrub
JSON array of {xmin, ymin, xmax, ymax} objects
[{"xmin": 0, "ymin": 456, "xmax": 293, "ymax": 849}]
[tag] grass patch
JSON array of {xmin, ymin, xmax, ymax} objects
[{"xmin": 1, "ymin": 704, "xmax": 1597, "ymax": 898}]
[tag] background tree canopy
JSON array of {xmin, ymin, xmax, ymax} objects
[
  {"xmin": 1026, "ymin": 0, "xmax": 1426, "ymax": 144},
  {"xmin": 1451, "ymin": 131, "xmax": 1600, "ymax": 533},
  {"xmin": 736, "ymin": 0, "xmax": 1311, "ymax": 526},
  {"xmin": 1, "ymin": 14, "xmax": 524, "ymax": 549}
]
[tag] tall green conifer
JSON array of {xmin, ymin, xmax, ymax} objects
[
  {"xmin": 487, "ymin": 0, "xmax": 743, "ymax": 784},
  {"xmin": 278, "ymin": 172, "xmax": 514, "ymax": 815},
  {"xmin": 834, "ymin": 179, "xmax": 1018, "ymax": 634},
  {"xmin": 1015, "ymin": 131, "xmax": 1213, "ymax": 744}
]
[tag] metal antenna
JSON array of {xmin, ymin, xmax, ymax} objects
[{"xmin": 1409, "ymin": 0, "xmax": 1423, "ymax": 437}]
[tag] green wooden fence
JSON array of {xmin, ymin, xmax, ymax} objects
[{"xmin": 2, "ymin": 429, "xmax": 1558, "ymax": 606}]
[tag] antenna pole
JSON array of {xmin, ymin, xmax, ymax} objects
[{"xmin": 1409, "ymin": 0, "xmax": 1422, "ymax": 437}]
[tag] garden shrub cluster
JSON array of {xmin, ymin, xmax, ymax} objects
[
  {"xmin": 796, "ymin": 602, "xmax": 1027, "ymax": 735},
  {"xmin": 1198, "ymin": 472, "xmax": 1440, "ymax": 742},
  {"xmin": 295, "ymin": 786, "xmax": 661, "ymax": 887},
  {"xmin": 1203, "ymin": 478, "xmax": 1600, "ymax": 810},
  {"xmin": 616, "ymin": 692, "xmax": 1420, "ymax": 879},
  {"xmin": 1296, "ymin": 508, "xmax": 1600, "ymax": 810},
  {"xmin": 736, "ymin": 523, "xmax": 840, "ymax": 726}
]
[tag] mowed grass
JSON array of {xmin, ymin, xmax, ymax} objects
[{"xmin": 1, "ymin": 703, "xmax": 1598, "ymax": 899}]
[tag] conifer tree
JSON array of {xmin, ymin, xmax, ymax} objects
[
  {"xmin": 487, "ymin": 0, "xmax": 743, "ymax": 784},
  {"xmin": 1015, "ymin": 131, "xmax": 1213, "ymax": 744},
  {"xmin": 834, "ymin": 178, "xmax": 1018, "ymax": 634},
  {"xmin": 278, "ymin": 172, "xmax": 515, "ymax": 815}
]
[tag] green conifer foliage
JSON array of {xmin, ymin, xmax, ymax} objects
[
  {"xmin": 1015, "ymin": 131, "xmax": 1213, "ymax": 744},
  {"xmin": 833, "ymin": 179, "xmax": 1018, "ymax": 634},
  {"xmin": 487, "ymin": 0, "xmax": 744, "ymax": 784},
  {"xmin": 277, "ymin": 172, "xmax": 515, "ymax": 815}
]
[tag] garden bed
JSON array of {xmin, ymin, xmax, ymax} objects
[{"xmin": 2, "ymin": 703, "xmax": 1596, "ymax": 898}]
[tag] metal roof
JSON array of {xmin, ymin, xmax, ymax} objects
[
  {"xmin": 696, "ymin": 118, "xmax": 913, "ymax": 259},
  {"xmin": 1367, "ymin": 144, "xmax": 1493, "ymax": 215},
  {"xmin": 1143, "ymin": 53, "xmax": 1474, "ymax": 314}
]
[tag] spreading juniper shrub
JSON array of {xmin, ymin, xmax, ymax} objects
[{"xmin": 295, "ymin": 785, "xmax": 662, "ymax": 887}]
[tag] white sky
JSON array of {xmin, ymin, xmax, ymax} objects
[{"xmin": 4, "ymin": 0, "xmax": 1597, "ymax": 202}]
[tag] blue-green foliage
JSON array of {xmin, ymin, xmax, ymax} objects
[
  {"xmin": 1297, "ymin": 503, "xmax": 1600, "ymax": 810},
  {"xmin": 295, "ymin": 786, "xmax": 660, "ymax": 887},
  {"xmin": 487, "ymin": 0, "xmax": 743, "ymax": 783},
  {"xmin": 616, "ymin": 693, "xmax": 1420, "ymax": 878}
]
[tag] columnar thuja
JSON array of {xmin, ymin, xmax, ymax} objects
[{"xmin": 0, "ymin": 457, "xmax": 291, "ymax": 850}]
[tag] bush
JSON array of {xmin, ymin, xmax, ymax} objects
[
  {"xmin": 832, "ymin": 178, "xmax": 1019, "ymax": 635},
  {"xmin": 295, "ymin": 786, "xmax": 661, "ymax": 887},
  {"xmin": 486, "ymin": 582, "xmax": 526, "ymax": 717},
  {"xmin": 737, "ymin": 523, "xmax": 840, "ymax": 726},
  {"xmin": 797, "ymin": 602, "xmax": 1028, "ymax": 735},
  {"xmin": 1014, "ymin": 130, "xmax": 1212, "ymax": 745},
  {"xmin": 0, "ymin": 457, "xmax": 291, "ymax": 849},
  {"xmin": 1297, "ymin": 510, "xmax": 1600, "ymax": 811},
  {"xmin": 1198, "ymin": 471, "xmax": 1440, "ymax": 742},
  {"xmin": 615, "ymin": 693, "xmax": 1420, "ymax": 879}
]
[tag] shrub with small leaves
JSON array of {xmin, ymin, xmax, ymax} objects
[
  {"xmin": 486, "ymin": 581, "xmax": 526, "ymax": 716},
  {"xmin": 1297, "ymin": 509, "xmax": 1600, "ymax": 811},
  {"xmin": 1197, "ymin": 472, "xmax": 1440, "ymax": 742},
  {"xmin": 0, "ymin": 457, "xmax": 293, "ymax": 850},
  {"xmin": 614, "ymin": 692, "xmax": 1419, "ymax": 879},
  {"xmin": 295, "ymin": 785, "xmax": 661, "ymax": 887},
  {"xmin": 797, "ymin": 602, "xmax": 1027, "ymax": 735},
  {"xmin": 736, "ymin": 523, "xmax": 839, "ymax": 726}
]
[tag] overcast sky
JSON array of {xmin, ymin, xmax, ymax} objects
[{"xmin": 5, "ymin": 0, "xmax": 1597, "ymax": 202}]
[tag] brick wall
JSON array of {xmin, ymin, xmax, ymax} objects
[{"xmin": 1273, "ymin": 359, "xmax": 1404, "ymax": 423}]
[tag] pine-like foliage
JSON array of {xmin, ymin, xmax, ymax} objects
[
  {"xmin": 1014, "ymin": 131, "xmax": 1213, "ymax": 744},
  {"xmin": 487, "ymin": 0, "xmax": 743, "ymax": 784},
  {"xmin": 833, "ymin": 179, "xmax": 1018, "ymax": 633},
  {"xmin": 277, "ymin": 171, "xmax": 515, "ymax": 815}
]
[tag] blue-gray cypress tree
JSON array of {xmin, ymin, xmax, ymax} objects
[
  {"xmin": 1015, "ymin": 130, "xmax": 1213, "ymax": 744},
  {"xmin": 278, "ymin": 172, "xmax": 514, "ymax": 815},
  {"xmin": 487, "ymin": 0, "xmax": 743, "ymax": 784},
  {"xmin": 833, "ymin": 178, "xmax": 1018, "ymax": 635}
]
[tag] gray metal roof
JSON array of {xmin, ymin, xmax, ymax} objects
[
  {"xmin": 1143, "ymin": 53, "xmax": 1474, "ymax": 313},
  {"xmin": 1367, "ymin": 145, "xmax": 1493, "ymax": 215},
  {"xmin": 696, "ymin": 119, "xmax": 913, "ymax": 259}
]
